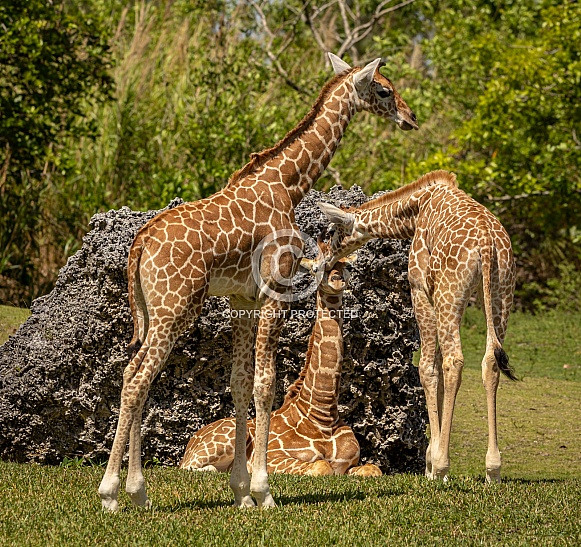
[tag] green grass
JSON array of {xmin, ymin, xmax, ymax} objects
[
  {"xmin": 0, "ymin": 305, "xmax": 30, "ymax": 345},
  {"xmin": 1, "ymin": 307, "xmax": 580, "ymax": 546},
  {"xmin": 0, "ymin": 463, "xmax": 578, "ymax": 546},
  {"xmin": 461, "ymin": 306, "xmax": 581, "ymax": 382}
]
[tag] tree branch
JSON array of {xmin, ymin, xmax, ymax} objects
[
  {"xmin": 347, "ymin": 0, "xmax": 418, "ymax": 52},
  {"xmin": 248, "ymin": 0, "xmax": 310, "ymax": 96},
  {"xmin": 484, "ymin": 191, "xmax": 552, "ymax": 202}
]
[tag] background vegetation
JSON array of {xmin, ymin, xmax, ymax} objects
[{"xmin": 1, "ymin": 0, "xmax": 580, "ymax": 309}]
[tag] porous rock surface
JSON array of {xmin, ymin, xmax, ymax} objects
[{"xmin": 0, "ymin": 187, "xmax": 427, "ymax": 473}]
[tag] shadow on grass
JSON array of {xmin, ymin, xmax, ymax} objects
[
  {"xmin": 148, "ymin": 482, "xmax": 408, "ymax": 512},
  {"xmin": 274, "ymin": 485, "xmax": 407, "ymax": 506}
]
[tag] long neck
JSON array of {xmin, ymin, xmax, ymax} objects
[
  {"xmin": 285, "ymin": 291, "xmax": 344, "ymax": 428},
  {"xmin": 282, "ymin": 84, "xmax": 357, "ymax": 205},
  {"xmin": 229, "ymin": 72, "xmax": 359, "ymax": 206},
  {"xmin": 358, "ymin": 195, "xmax": 421, "ymax": 240},
  {"xmin": 355, "ymin": 170, "xmax": 458, "ymax": 239}
]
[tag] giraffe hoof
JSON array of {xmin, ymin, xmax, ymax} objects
[
  {"xmin": 101, "ymin": 498, "xmax": 119, "ymax": 513},
  {"xmin": 128, "ymin": 492, "xmax": 152, "ymax": 509},
  {"xmin": 234, "ymin": 495, "xmax": 256, "ymax": 509},
  {"xmin": 486, "ymin": 468, "xmax": 501, "ymax": 484},
  {"xmin": 254, "ymin": 491, "xmax": 276, "ymax": 508},
  {"xmin": 431, "ymin": 461, "xmax": 450, "ymax": 481}
]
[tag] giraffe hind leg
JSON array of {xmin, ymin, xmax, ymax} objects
[
  {"xmin": 100, "ymin": 291, "xmax": 205, "ymax": 511},
  {"xmin": 266, "ymin": 457, "xmax": 334, "ymax": 476},
  {"xmin": 347, "ymin": 464, "xmax": 383, "ymax": 477},
  {"xmin": 411, "ymin": 285, "xmax": 442, "ymax": 480},
  {"xmin": 180, "ymin": 418, "xmax": 239, "ymax": 472}
]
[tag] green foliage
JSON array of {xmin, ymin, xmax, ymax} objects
[{"xmin": 0, "ymin": 0, "xmax": 113, "ymax": 303}]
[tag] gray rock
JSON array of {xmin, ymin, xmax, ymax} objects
[{"xmin": 0, "ymin": 187, "xmax": 427, "ymax": 473}]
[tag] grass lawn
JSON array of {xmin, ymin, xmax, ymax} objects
[
  {"xmin": 0, "ymin": 305, "xmax": 30, "ymax": 345},
  {"xmin": 0, "ymin": 305, "xmax": 579, "ymax": 546}
]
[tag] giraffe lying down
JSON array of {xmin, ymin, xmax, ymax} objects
[{"xmin": 180, "ymin": 249, "xmax": 381, "ymax": 477}]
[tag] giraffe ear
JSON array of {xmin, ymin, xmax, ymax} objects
[
  {"xmin": 353, "ymin": 58, "xmax": 381, "ymax": 92},
  {"xmin": 328, "ymin": 52, "xmax": 351, "ymax": 75},
  {"xmin": 317, "ymin": 202, "xmax": 355, "ymax": 233}
]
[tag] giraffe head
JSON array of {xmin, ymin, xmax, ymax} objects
[
  {"xmin": 328, "ymin": 52, "xmax": 418, "ymax": 131},
  {"xmin": 316, "ymin": 202, "xmax": 367, "ymax": 270},
  {"xmin": 301, "ymin": 239, "xmax": 356, "ymax": 295}
]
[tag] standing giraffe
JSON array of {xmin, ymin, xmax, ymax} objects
[
  {"xmin": 317, "ymin": 170, "xmax": 516, "ymax": 483},
  {"xmin": 179, "ymin": 248, "xmax": 381, "ymax": 477},
  {"xmin": 98, "ymin": 52, "xmax": 417, "ymax": 511}
]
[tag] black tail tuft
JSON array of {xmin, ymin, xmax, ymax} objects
[
  {"xmin": 495, "ymin": 347, "xmax": 518, "ymax": 381},
  {"xmin": 126, "ymin": 339, "xmax": 143, "ymax": 360}
]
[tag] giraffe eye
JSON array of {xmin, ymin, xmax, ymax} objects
[{"xmin": 377, "ymin": 87, "xmax": 392, "ymax": 99}]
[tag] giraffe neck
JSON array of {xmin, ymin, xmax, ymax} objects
[
  {"xmin": 284, "ymin": 291, "xmax": 345, "ymax": 429},
  {"xmin": 228, "ymin": 71, "xmax": 359, "ymax": 206},
  {"xmin": 355, "ymin": 170, "xmax": 457, "ymax": 239}
]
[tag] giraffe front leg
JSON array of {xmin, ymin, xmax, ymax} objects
[
  {"xmin": 251, "ymin": 299, "xmax": 287, "ymax": 508},
  {"xmin": 229, "ymin": 305, "xmax": 257, "ymax": 508}
]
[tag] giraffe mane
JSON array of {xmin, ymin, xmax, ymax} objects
[
  {"xmin": 227, "ymin": 69, "xmax": 358, "ymax": 185},
  {"xmin": 354, "ymin": 170, "xmax": 458, "ymax": 211}
]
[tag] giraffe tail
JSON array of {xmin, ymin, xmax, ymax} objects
[
  {"xmin": 480, "ymin": 224, "xmax": 517, "ymax": 382},
  {"xmin": 126, "ymin": 233, "xmax": 148, "ymax": 360}
]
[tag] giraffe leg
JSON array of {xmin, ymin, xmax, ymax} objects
[
  {"xmin": 481, "ymin": 286, "xmax": 513, "ymax": 484},
  {"xmin": 481, "ymin": 345, "xmax": 501, "ymax": 483},
  {"xmin": 250, "ymin": 298, "xmax": 287, "ymax": 508},
  {"xmin": 431, "ymin": 305, "xmax": 466, "ymax": 481},
  {"xmin": 347, "ymin": 464, "xmax": 383, "ymax": 477},
  {"xmin": 180, "ymin": 417, "xmax": 239, "ymax": 472},
  {"xmin": 98, "ymin": 340, "xmax": 150, "ymax": 512},
  {"xmin": 126, "ymin": 407, "xmax": 150, "ymax": 508},
  {"xmin": 229, "ymin": 305, "xmax": 258, "ymax": 508},
  {"xmin": 99, "ymin": 288, "xmax": 204, "ymax": 511},
  {"xmin": 411, "ymin": 286, "xmax": 441, "ymax": 480},
  {"xmin": 267, "ymin": 457, "xmax": 334, "ymax": 476},
  {"xmin": 99, "ymin": 333, "xmax": 173, "ymax": 511}
]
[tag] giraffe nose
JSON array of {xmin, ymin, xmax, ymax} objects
[{"xmin": 410, "ymin": 112, "xmax": 417, "ymax": 124}]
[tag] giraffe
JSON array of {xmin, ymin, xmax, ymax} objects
[
  {"xmin": 317, "ymin": 170, "xmax": 517, "ymax": 483},
  {"xmin": 179, "ymin": 247, "xmax": 382, "ymax": 477},
  {"xmin": 97, "ymin": 52, "xmax": 417, "ymax": 511}
]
